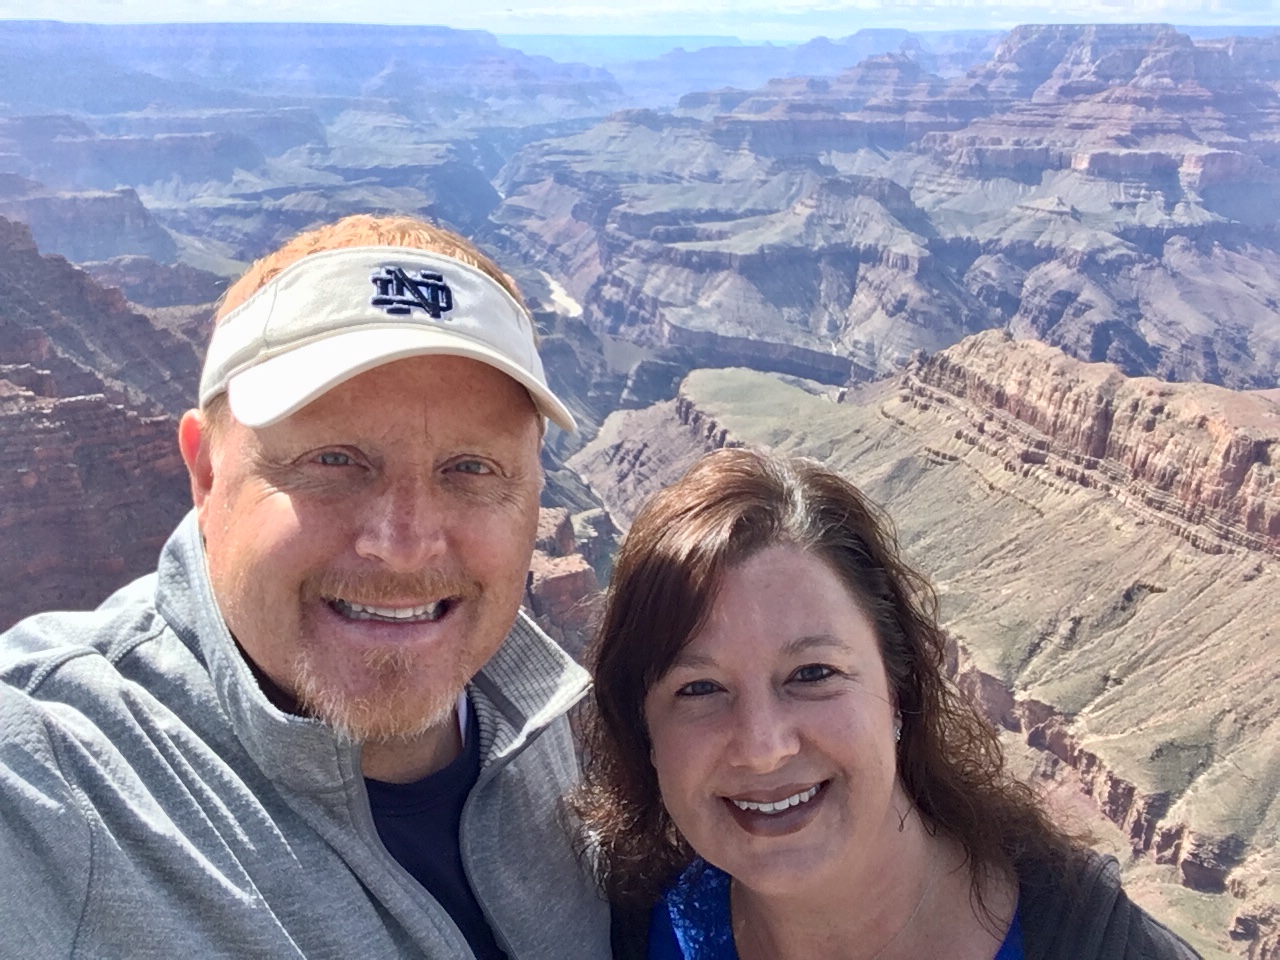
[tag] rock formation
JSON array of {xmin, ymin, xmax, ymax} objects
[
  {"xmin": 907, "ymin": 330, "xmax": 1280, "ymax": 556},
  {"xmin": 82, "ymin": 256, "xmax": 228, "ymax": 309},
  {"xmin": 495, "ymin": 24, "xmax": 1280, "ymax": 391},
  {"xmin": 0, "ymin": 216, "xmax": 201, "ymax": 416},
  {"xmin": 0, "ymin": 217, "xmax": 205, "ymax": 629},
  {"xmin": 524, "ymin": 507, "xmax": 603, "ymax": 661},
  {"xmin": 0, "ymin": 175, "xmax": 178, "ymax": 264},
  {"xmin": 0, "ymin": 364, "xmax": 190, "ymax": 631}
]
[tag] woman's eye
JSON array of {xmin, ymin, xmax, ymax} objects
[
  {"xmin": 791, "ymin": 664, "xmax": 836, "ymax": 684},
  {"xmin": 675, "ymin": 679, "xmax": 721, "ymax": 697},
  {"xmin": 316, "ymin": 451, "xmax": 355, "ymax": 467}
]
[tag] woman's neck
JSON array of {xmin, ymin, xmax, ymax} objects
[{"xmin": 729, "ymin": 823, "xmax": 1006, "ymax": 960}]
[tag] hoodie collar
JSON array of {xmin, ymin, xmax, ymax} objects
[{"xmin": 154, "ymin": 510, "xmax": 590, "ymax": 792}]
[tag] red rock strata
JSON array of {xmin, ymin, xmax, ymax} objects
[
  {"xmin": 524, "ymin": 507, "xmax": 602, "ymax": 662},
  {"xmin": 0, "ymin": 217, "xmax": 203, "ymax": 629},
  {"xmin": 0, "ymin": 364, "xmax": 189, "ymax": 630},
  {"xmin": 905, "ymin": 329, "xmax": 1280, "ymax": 557}
]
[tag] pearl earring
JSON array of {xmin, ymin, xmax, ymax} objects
[{"xmin": 893, "ymin": 714, "xmax": 903, "ymax": 743}]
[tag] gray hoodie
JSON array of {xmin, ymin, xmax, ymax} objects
[{"xmin": 0, "ymin": 512, "xmax": 611, "ymax": 959}]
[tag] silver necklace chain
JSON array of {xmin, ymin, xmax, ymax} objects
[
  {"xmin": 865, "ymin": 855, "xmax": 941, "ymax": 960},
  {"xmin": 733, "ymin": 854, "xmax": 941, "ymax": 960}
]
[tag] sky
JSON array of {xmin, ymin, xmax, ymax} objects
[{"xmin": 2, "ymin": 0, "xmax": 1277, "ymax": 42}]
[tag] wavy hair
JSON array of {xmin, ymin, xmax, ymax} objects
[{"xmin": 575, "ymin": 447, "xmax": 1082, "ymax": 909}]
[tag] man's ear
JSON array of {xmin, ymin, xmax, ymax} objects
[{"xmin": 178, "ymin": 409, "xmax": 215, "ymax": 511}]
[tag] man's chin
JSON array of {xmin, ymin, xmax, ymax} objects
[{"xmin": 293, "ymin": 654, "xmax": 464, "ymax": 744}]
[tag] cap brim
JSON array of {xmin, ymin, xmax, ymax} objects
[{"xmin": 226, "ymin": 326, "xmax": 577, "ymax": 432}]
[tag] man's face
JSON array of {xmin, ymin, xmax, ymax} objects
[{"xmin": 183, "ymin": 355, "xmax": 543, "ymax": 742}]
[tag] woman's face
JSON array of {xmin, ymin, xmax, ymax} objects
[{"xmin": 644, "ymin": 543, "xmax": 907, "ymax": 896}]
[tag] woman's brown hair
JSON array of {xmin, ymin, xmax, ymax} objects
[{"xmin": 575, "ymin": 447, "xmax": 1082, "ymax": 908}]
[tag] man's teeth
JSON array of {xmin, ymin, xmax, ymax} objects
[
  {"xmin": 334, "ymin": 599, "xmax": 444, "ymax": 622},
  {"xmin": 731, "ymin": 784, "xmax": 821, "ymax": 815}
]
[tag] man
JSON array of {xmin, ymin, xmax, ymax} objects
[{"xmin": 0, "ymin": 215, "xmax": 611, "ymax": 958}]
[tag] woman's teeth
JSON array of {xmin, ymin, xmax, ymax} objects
[
  {"xmin": 731, "ymin": 783, "xmax": 821, "ymax": 815},
  {"xmin": 333, "ymin": 599, "xmax": 445, "ymax": 622}
]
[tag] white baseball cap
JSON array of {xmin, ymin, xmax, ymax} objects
[{"xmin": 198, "ymin": 245, "xmax": 576, "ymax": 432}]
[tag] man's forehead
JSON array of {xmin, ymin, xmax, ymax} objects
[{"xmin": 248, "ymin": 355, "xmax": 542, "ymax": 439}]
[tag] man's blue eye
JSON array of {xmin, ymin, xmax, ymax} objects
[
  {"xmin": 317, "ymin": 451, "xmax": 353, "ymax": 466},
  {"xmin": 792, "ymin": 664, "xmax": 835, "ymax": 683},
  {"xmin": 453, "ymin": 460, "xmax": 491, "ymax": 475},
  {"xmin": 676, "ymin": 679, "xmax": 720, "ymax": 697}
]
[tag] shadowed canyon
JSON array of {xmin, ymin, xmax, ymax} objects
[{"xmin": 0, "ymin": 18, "xmax": 1278, "ymax": 957}]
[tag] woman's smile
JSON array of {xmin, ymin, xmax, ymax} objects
[{"xmin": 722, "ymin": 780, "xmax": 831, "ymax": 837}]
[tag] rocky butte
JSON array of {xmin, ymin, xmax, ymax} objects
[
  {"xmin": 568, "ymin": 330, "xmax": 1280, "ymax": 959},
  {"xmin": 495, "ymin": 23, "xmax": 1280, "ymax": 395}
]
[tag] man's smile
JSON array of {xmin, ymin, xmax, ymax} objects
[{"xmin": 328, "ymin": 598, "xmax": 451, "ymax": 623}]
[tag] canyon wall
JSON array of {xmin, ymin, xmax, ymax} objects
[
  {"xmin": 0, "ymin": 365, "xmax": 190, "ymax": 631},
  {"xmin": 497, "ymin": 24, "xmax": 1280, "ymax": 394},
  {"xmin": 907, "ymin": 330, "xmax": 1280, "ymax": 557},
  {"xmin": 0, "ymin": 218, "xmax": 201, "ymax": 629}
]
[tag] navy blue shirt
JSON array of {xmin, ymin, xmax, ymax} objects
[
  {"xmin": 649, "ymin": 860, "xmax": 1024, "ymax": 960},
  {"xmin": 366, "ymin": 708, "xmax": 506, "ymax": 960}
]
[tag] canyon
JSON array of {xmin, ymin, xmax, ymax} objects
[
  {"xmin": 496, "ymin": 24, "xmax": 1280, "ymax": 392},
  {"xmin": 0, "ymin": 18, "xmax": 1277, "ymax": 958}
]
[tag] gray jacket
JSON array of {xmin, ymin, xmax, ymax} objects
[
  {"xmin": 0, "ymin": 511, "xmax": 611, "ymax": 959},
  {"xmin": 1020, "ymin": 852, "xmax": 1201, "ymax": 960}
]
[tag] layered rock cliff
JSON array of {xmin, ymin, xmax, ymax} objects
[
  {"xmin": 907, "ymin": 330, "xmax": 1280, "ymax": 557},
  {"xmin": 0, "ymin": 218, "xmax": 205, "ymax": 629},
  {"xmin": 0, "ymin": 216, "xmax": 201, "ymax": 415},
  {"xmin": 0, "ymin": 176, "xmax": 179, "ymax": 264},
  {"xmin": 496, "ymin": 24, "xmax": 1280, "ymax": 391},
  {"xmin": 523, "ymin": 507, "xmax": 604, "ymax": 661},
  {"xmin": 83, "ymin": 255, "xmax": 228, "ymax": 309},
  {"xmin": 0, "ymin": 365, "xmax": 190, "ymax": 631}
]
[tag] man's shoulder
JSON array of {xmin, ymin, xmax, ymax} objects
[
  {"xmin": 0, "ymin": 568, "xmax": 228, "ymax": 815},
  {"xmin": 0, "ymin": 573, "xmax": 164, "ymax": 692},
  {"xmin": 0, "ymin": 571, "xmax": 207, "ymax": 765}
]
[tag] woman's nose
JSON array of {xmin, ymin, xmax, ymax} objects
[{"xmin": 725, "ymin": 694, "xmax": 801, "ymax": 774}]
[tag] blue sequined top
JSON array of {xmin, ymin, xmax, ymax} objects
[{"xmin": 648, "ymin": 860, "xmax": 1025, "ymax": 960}]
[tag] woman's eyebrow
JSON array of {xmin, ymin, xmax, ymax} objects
[
  {"xmin": 781, "ymin": 634, "xmax": 850, "ymax": 656},
  {"xmin": 669, "ymin": 651, "xmax": 718, "ymax": 670}
]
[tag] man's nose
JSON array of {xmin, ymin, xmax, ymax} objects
[
  {"xmin": 354, "ymin": 474, "xmax": 446, "ymax": 570},
  {"xmin": 725, "ymin": 693, "xmax": 801, "ymax": 774}
]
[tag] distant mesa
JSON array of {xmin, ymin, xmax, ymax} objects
[{"xmin": 0, "ymin": 173, "xmax": 178, "ymax": 264}]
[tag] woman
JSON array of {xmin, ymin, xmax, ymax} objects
[{"xmin": 576, "ymin": 448, "xmax": 1199, "ymax": 960}]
